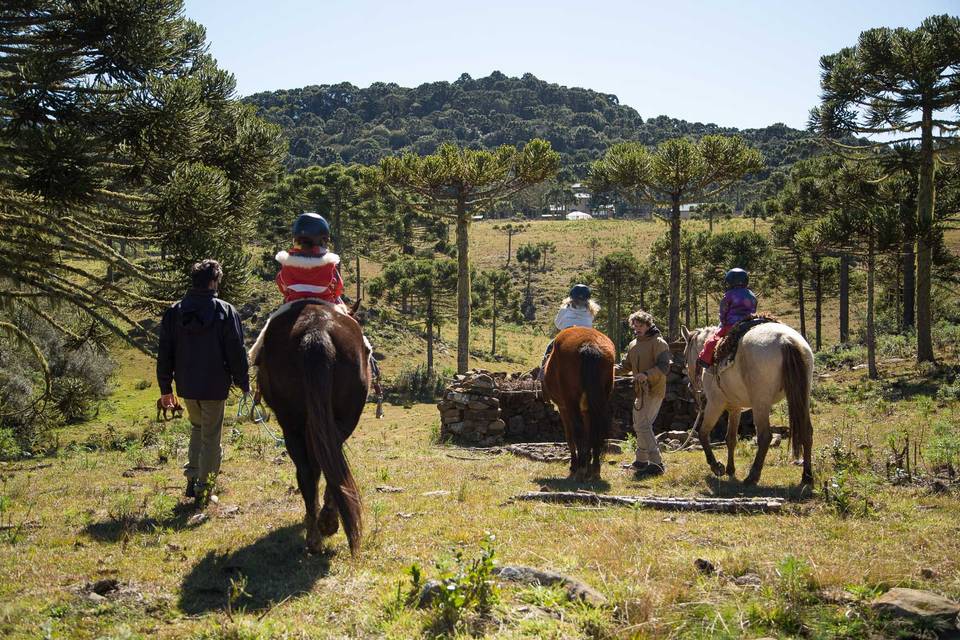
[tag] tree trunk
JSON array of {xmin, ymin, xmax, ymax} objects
[
  {"xmin": 455, "ymin": 203, "xmax": 471, "ymax": 374},
  {"xmin": 916, "ymin": 104, "xmax": 935, "ymax": 362},
  {"xmin": 839, "ymin": 253, "xmax": 850, "ymax": 344},
  {"xmin": 607, "ymin": 292, "xmax": 617, "ymax": 347},
  {"xmin": 708, "ymin": 212, "xmax": 713, "ymax": 233},
  {"xmin": 356, "ymin": 254, "xmax": 361, "ymax": 302},
  {"xmin": 668, "ymin": 195, "xmax": 682, "ymax": 341},
  {"xmin": 705, "ymin": 290, "xmax": 710, "ymax": 325},
  {"xmin": 867, "ymin": 235, "xmax": 877, "ymax": 379},
  {"xmin": 492, "ymin": 293, "xmax": 498, "ymax": 355},
  {"xmin": 426, "ymin": 295, "xmax": 434, "ymax": 377},
  {"xmin": 796, "ymin": 255, "xmax": 806, "ymax": 341},
  {"xmin": 506, "ymin": 231, "xmax": 512, "ymax": 266},
  {"xmin": 683, "ymin": 244, "xmax": 691, "ymax": 328},
  {"xmin": 333, "ymin": 208, "xmax": 342, "ymax": 258},
  {"xmin": 903, "ymin": 237, "xmax": 915, "ymax": 331},
  {"xmin": 615, "ymin": 284, "xmax": 622, "ymax": 358},
  {"xmin": 814, "ymin": 257, "xmax": 822, "ymax": 352}
]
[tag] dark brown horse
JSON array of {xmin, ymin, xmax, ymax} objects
[
  {"xmin": 256, "ymin": 301, "xmax": 368, "ymax": 554},
  {"xmin": 543, "ymin": 327, "xmax": 616, "ymax": 481}
]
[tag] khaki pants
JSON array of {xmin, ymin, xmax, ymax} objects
[
  {"xmin": 182, "ymin": 399, "xmax": 226, "ymax": 487},
  {"xmin": 632, "ymin": 388, "xmax": 664, "ymax": 465}
]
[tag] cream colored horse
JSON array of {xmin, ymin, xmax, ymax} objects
[{"xmin": 681, "ymin": 323, "xmax": 814, "ymax": 486}]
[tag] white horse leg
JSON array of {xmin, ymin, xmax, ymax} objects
[
  {"xmin": 744, "ymin": 404, "xmax": 772, "ymax": 486},
  {"xmin": 725, "ymin": 408, "xmax": 742, "ymax": 478},
  {"xmin": 698, "ymin": 399, "xmax": 727, "ymax": 477}
]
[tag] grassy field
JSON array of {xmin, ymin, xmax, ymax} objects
[
  {"xmin": 1, "ymin": 341, "xmax": 960, "ymax": 638},
  {"xmin": 2, "ymin": 218, "xmax": 960, "ymax": 639}
]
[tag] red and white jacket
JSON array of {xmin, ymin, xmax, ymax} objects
[{"xmin": 275, "ymin": 248, "xmax": 344, "ymax": 304}]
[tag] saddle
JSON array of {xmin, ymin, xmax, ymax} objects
[{"xmin": 712, "ymin": 314, "xmax": 779, "ymax": 373}]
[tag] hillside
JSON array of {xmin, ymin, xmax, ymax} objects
[{"xmin": 244, "ymin": 72, "xmax": 819, "ymax": 178}]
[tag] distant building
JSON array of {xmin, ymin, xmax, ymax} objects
[
  {"xmin": 566, "ymin": 211, "xmax": 593, "ymax": 221},
  {"xmin": 678, "ymin": 203, "xmax": 704, "ymax": 220}
]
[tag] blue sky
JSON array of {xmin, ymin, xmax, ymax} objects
[{"xmin": 182, "ymin": 0, "xmax": 955, "ymax": 130}]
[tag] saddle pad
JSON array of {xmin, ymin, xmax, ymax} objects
[{"xmin": 712, "ymin": 315, "xmax": 779, "ymax": 372}]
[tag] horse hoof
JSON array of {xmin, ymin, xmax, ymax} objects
[
  {"xmin": 800, "ymin": 473, "xmax": 814, "ymax": 487},
  {"xmin": 726, "ymin": 468, "xmax": 736, "ymax": 479},
  {"xmin": 318, "ymin": 507, "xmax": 339, "ymax": 537},
  {"xmin": 711, "ymin": 463, "xmax": 726, "ymax": 477},
  {"xmin": 304, "ymin": 526, "xmax": 324, "ymax": 554},
  {"xmin": 743, "ymin": 474, "xmax": 760, "ymax": 486}
]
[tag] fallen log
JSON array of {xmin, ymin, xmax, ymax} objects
[{"xmin": 509, "ymin": 491, "xmax": 784, "ymax": 514}]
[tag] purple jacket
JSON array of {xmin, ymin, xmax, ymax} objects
[{"xmin": 719, "ymin": 286, "xmax": 758, "ymax": 327}]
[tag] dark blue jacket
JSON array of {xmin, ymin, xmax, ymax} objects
[{"xmin": 156, "ymin": 289, "xmax": 249, "ymax": 400}]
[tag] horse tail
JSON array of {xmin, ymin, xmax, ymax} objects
[
  {"xmin": 302, "ymin": 332, "xmax": 362, "ymax": 554},
  {"xmin": 579, "ymin": 342, "xmax": 611, "ymax": 462},
  {"xmin": 781, "ymin": 341, "xmax": 813, "ymax": 460}
]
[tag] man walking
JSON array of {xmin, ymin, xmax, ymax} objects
[
  {"xmin": 157, "ymin": 259, "xmax": 249, "ymax": 506},
  {"xmin": 615, "ymin": 310, "xmax": 672, "ymax": 478}
]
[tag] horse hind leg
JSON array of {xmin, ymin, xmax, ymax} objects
[
  {"xmin": 698, "ymin": 400, "xmax": 727, "ymax": 477},
  {"xmin": 556, "ymin": 405, "xmax": 580, "ymax": 478},
  {"xmin": 725, "ymin": 408, "xmax": 742, "ymax": 479},
  {"xmin": 744, "ymin": 404, "xmax": 773, "ymax": 486},
  {"xmin": 285, "ymin": 431, "xmax": 323, "ymax": 552},
  {"xmin": 575, "ymin": 393, "xmax": 593, "ymax": 482},
  {"xmin": 318, "ymin": 484, "xmax": 339, "ymax": 537}
]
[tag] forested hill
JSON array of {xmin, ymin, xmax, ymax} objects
[{"xmin": 244, "ymin": 71, "xmax": 817, "ymax": 177}]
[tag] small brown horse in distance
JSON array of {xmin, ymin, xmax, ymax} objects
[
  {"xmin": 256, "ymin": 302, "xmax": 368, "ymax": 554},
  {"xmin": 543, "ymin": 327, "xmax": 616, "ymax": 481}
]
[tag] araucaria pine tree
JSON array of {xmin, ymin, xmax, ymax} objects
[
  {"xmin": 379, "ymin": 141, "xmax": 560, "ymax": 373},
  {"xmin": 0, "ymin": 1, "xmax": 284, "ymax": 360},
  {"xmin": 810, "ymin": 14, "xmax": 960, "ymax": 363}
]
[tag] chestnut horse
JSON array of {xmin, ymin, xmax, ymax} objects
[
  {"xmin": 543, "ymin": 327, "xmax": 616, "ymax": 481},
  {"xmin": 255, "ymin": 301, "xmax": 368, "ymax": 554},
  {"xmin": 681, "ymin": 323, "xmax": 814, "ymax": 486}
]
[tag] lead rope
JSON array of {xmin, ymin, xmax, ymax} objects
[{"xmin": 237, "ymin": 388, "xmax": 284, "ymax": 447}]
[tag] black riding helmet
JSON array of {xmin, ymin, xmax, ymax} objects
[
  {"xmin": 569, "ymin": 283, "xmax": 591, "ymax": 301},
  {"xmin": 724, "ymin": 268, "xmax": 749, "ymax": 288},
  {"xmin": 292, "ymin": 212, "xmax": 330, "ymax": 238}
]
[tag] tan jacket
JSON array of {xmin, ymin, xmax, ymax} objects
[{"xmin": 615, "ymin": 332, "xmax": 671, "ymax": 399}]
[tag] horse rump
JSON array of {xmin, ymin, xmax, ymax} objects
[
  {"xmin": 578, "ymin": 342, "xmax": 612, "ymax": 469},
  {"xmin": 781, "ymin": 341, "xmax": 812, "ymax": 460},
  {"xmin": 302, "ymin": 333, "xmax": 362, "ymax": 554}
]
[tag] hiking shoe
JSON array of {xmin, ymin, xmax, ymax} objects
[
  {"xmin": 632, "ymin": 462, "xmax": 665, "ymax": 479},
  {"xmin": 185, "ymin": 479, "xmax": 197, "ymax": 498}
]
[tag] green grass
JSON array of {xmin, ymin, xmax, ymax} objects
[
  {"xmin": 1, "ymin": 345, "xmax": 959, "ymax": 638},
  {"xmin": 2, "ymin": 218, "xmax": 958, "ymax": 638}
]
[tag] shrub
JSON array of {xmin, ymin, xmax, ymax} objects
[
  {"xmin": 815, "ymin": 343, "xmax": 866, "ymax": 370},
  {"xmin": 402, "ymin": 534, "xmax": 500, "ymax": 634},
  {"xmin": 0, "ymin": 307, "xmax": 114, "ymax": 452},
  {"xmin": 926, "ymin": 419, "xmax": 960, "ymax": 474},
  {"xmin": 385, "ymin": 365, "xmax": 453, "ymax": 403}
]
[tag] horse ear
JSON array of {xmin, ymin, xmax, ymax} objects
[{"xmin": 680, "ymin": 325, "xmax": 690, "ymax": 341}]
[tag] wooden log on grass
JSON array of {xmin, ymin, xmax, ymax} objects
[{"xmin": 510, "ymin": 491, "xmax": 784, "ymax": 514}]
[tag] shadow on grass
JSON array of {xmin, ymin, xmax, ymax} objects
[
  {"xmin": 533, "ymin": 476, "xmax": 612, "ymax": 493},
  {"xmin": 178, "ymin": 524, "xmax": 332, "ymax": 614},
  {"xmin": 82, "ymin": 502, "xmax": 198, "ymax": 542},
  {"xmin": 699, "ymin": 475, "xmax": 816, "ymax": 502}
]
